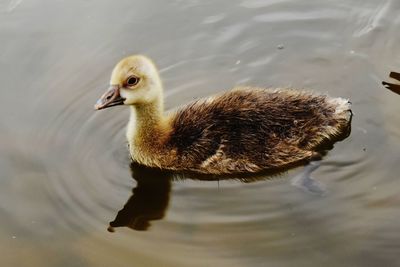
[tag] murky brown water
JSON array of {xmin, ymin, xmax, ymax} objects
[{"xmin": 1, "ymin": 0, "xmax": 400, "ymax": 266}]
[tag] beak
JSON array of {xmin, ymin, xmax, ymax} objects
[{"xmin": 94, "ymin": 85, "xmax": 126, "ymax": 110}]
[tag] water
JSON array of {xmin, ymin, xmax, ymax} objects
[{"xmin": 1, "ymin": 0, "xmax": 400, "ymax": 266}]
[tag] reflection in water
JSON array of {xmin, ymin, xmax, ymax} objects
[
  {"xmin": 109, "ymin": 163, "xmax": 172, "ymax": 231},
  {"xmin": 382, "ymin": 72, "xmax": 400, "ymax": 95}
]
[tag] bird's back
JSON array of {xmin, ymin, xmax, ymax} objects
[{"xmin": 166, "ymin": 88, "xmax": 351, "ymax": 174}]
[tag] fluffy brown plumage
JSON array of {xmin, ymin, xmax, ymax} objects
[
  {"xmin": 166, "ymin": 88, "xmax": 351, "ymax": 174},
  {"xmin": 95, "ymin": 55, "xmax": 352, "ymax": 175}
]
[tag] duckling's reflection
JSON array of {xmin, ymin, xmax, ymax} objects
[
  {"xmin": 382, "ymin": 71, "xmax": 400, "ymax": 95},
  {"xmin": 108, "ymin": 162, "xmax": 291, "ymax": 232},
  {"xmin": 108, "ymin": 162, "xmax": 172, "ymax": 231}
]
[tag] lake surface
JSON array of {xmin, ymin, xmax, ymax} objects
[{"xmin": 1, "ymin": 0, "xmax": 400, "ymax": 266}]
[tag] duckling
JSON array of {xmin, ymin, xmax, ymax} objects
[{"xmin": 95, "ymin": 55, "xmax": 352, "ymax": 175}]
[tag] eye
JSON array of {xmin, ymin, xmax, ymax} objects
[{"xmin": 126, "ymin": 76, "xmax": 140, "ymax": 87}]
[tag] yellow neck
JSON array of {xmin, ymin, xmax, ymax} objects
[{"xmin": 126, "ymin": 97, "xmax": 166, "ymax": 153}]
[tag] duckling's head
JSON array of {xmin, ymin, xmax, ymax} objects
[{"xmin": 95, "ymin": 55, "xmax": 162, "ymax": 110}]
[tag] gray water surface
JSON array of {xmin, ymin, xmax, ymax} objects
[{"xmin": 1, "ymin": 0, "xmax": 400, "ymax": 266}]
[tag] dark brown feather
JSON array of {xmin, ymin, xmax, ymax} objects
[{"xmin": 165, "ymin": 88, "xmax": 351, "ymax": 174}]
